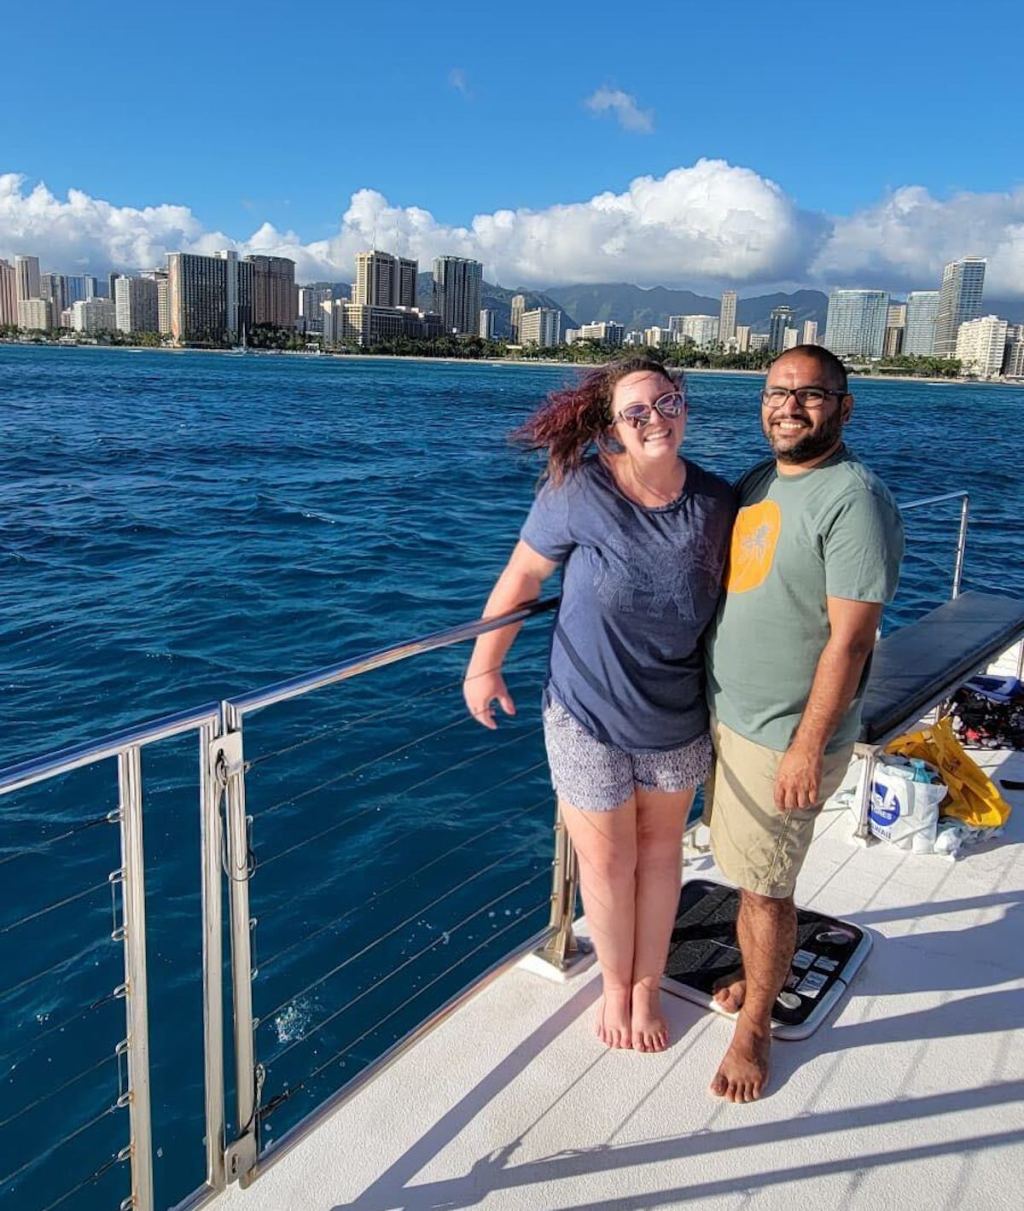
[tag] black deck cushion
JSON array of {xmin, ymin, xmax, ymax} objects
[{"xmin": 859, "ymin": 591, "xmax": 1024, "ymax": 744}]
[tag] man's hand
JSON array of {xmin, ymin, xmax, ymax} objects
[{"xmin": 774, "ymin": 744, "xmax": 823, "ymax": 810}]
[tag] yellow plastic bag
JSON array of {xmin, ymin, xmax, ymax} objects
[{"xmin": 885, "ymin": 716, "xmax": 1012, "ymax": 828}]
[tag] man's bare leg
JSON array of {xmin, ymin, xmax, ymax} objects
[
  {"xmin": 710, "ymin": 890, "xmax": 796, "ymax": 1102},
  {"xmin": 559, "ymin": 796, "xmax": 638, "ymax": 1048}
]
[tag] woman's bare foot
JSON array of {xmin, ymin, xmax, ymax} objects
[
  {"xmin": 709, "ymin": 1014, "xmax": 771, "ymax": 1102},
  {"xmin": 595, "ymin": 987, "xmax": 632, "ymax": 1048},
  {"xmin": 712, "ymin": 968, "xmax": 746, "ymax": 1014},
  {"xmin": 631, "ymin": 983, "xmax": 669, "ymax": 1052}
]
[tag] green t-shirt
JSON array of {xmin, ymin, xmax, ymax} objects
[{"xmin": 706, "ymin": 445, "xmax": 904, "ymax": 752}]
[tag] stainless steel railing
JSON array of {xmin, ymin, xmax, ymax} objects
[
  {"xmin": 898, "ymin": 490, "xmax": 970, "ymax": 600},
  {"xmin": 0, "ymin": 598, "xmax": 568, "ymax": 1211},
  {"xmin": 0, "ymin": 702, "xmax": 220, "ymax": 1211}
]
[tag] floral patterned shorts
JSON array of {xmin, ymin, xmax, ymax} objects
[{"xmin": 542, "ymin": 697, "xmax": 712, "ymax": 812}]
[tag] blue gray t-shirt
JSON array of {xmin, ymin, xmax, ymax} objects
[{"xmin": 521, "ymin": 456, "xmax": 735, "ymax": 752}]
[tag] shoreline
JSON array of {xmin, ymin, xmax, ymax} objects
[{"xmin": 2, "ymin": 339, "xmax": 1019, "ymax": 387}]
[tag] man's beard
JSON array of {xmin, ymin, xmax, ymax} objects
[{"xmin": 764, "ymin": 408, "xmax": 844, "ymax": 464}]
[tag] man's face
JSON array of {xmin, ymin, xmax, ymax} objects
[{"xmin": 760, "ymin": 353, "xmax": 852, "ymax": 465}]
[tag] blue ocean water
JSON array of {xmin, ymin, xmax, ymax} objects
[{"xmin": 1, "ymin": 346, "xmax": 1022, "ymax": 1209}]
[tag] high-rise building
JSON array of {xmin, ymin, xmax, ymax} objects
[
  {"xmin": 748, "ymin": 332, "xmax": 770, "ymax": 352},
  {"xmin": 397, "ymin": 258, "xmax": 418, "ymax": 309},
  {"xmin": 735, "ymin": 325, "xmax": 751, "ymax": 353},
  {"xmin": 801, "ymin": 320, "xmax": 819, "ymax": 345},
  {"xmin": 643, "ymin": 326, "xmax": 665, "ymax": 347},
  {"xmin": 903, "ymin": 290, "xmax": 940, "ymax": 356},
  {"xmin": 14, "ymin": 255, "xmax": 40, "ymax": 301},
  {"xmin": 0, "ymin": 259, "xmax": 18, "ymax": 326},
  {"xmin": 680, "ymin": 315, "xmax": 720, "ymax": 348},
  {"xmin": 768, "ymin": 306, "xmax": 794, "ymax": 353},
  {"xmin": 245, "ymin": 255, "xmax": 296, "ymax": 328},
  {"xmin": 298, "ymin": 285, "xmax": 333, "ymax": 334},
  {"xmin": 18, "ymin": 298, "xmax": 51, "ymax": 330},
  {"xmin": 519, "ymin": 308, "xmax": 561, "ymax": 346},
  {"xmin": 40, "ymin": 274, "xmax": 70, "ymax": 329},
  {"xmin": 934, "ymin": 256, "xmax": 986, "ymax": 356},
  {"xmin": 432, "ymin": 257, "xmax": 483, "ymax": 336},
  {"xmin": 141, "ymin": 269, "xmax": 171, "ymax": 334},
  {"xmin": 783, "ymin": 326, "xmax": 800, "ymax": 351},
  {"xmin": 823, "ymin": 290, "xmax": 889, "ymax": 359},
  {"xmin": 71, "ymin": 298, "xmax": 117, "ymax": 332},
  {"xmin": 65, "ymin": 274, "xmax": 98, "ymax": 306},
  {"xmin": 578, "ymin": 320, "xmax": 624, "ymax": 346},
  {"xmin": 510, "ymin": 294, "xmax": 526, "ymax": 342},
  {"xmin": 883, "ymin": 305, "xmax": 906, "ymax": 359},
  {"xmin": 479, "ymin": 308, "xmax": 495, "ymax": 340},
  {"xmin": 719, "ymin": 290, "xmax": 737, "ymax": 345},
  {"xmin": 168, "ymin": 252, "xmax": 230, "ymax": 343},
  {"xmin": 955, "ymin": 315, "xmax": 1008, "ymax": 376},
  {"xmin": 1004, "ymin": 325, "xmax": 1024, "ymax": 378},
  {"xmin": 354, "ymin": 251, "xmax": 397, "ymax": 307},
  {"xmin": 114, "ymin": 275, "xmax": 160, "ymax": 333}
]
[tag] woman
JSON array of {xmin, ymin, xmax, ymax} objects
[{"xmin": 464, "ymin": 358, "xmax": 734, "ymax": 1052}]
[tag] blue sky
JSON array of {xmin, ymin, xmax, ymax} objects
[{"xmin": 1, "ymin": 0, "xmax": 1022, "ymax": 294}]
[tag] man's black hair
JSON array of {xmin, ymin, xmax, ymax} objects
[{"xmin": 771, "ymin": 344, "xmax": 849, "ymax": 392}]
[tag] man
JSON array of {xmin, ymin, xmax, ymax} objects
[{"xmin": 704, "ymin": 344, "xmax": 903, "ymax": 1102}]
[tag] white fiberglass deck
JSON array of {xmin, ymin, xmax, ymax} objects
[{"xmin": 212, "ymin": 706, "xmax": 1024, "ymax": 1210}]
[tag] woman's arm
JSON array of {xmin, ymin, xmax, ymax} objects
[{"xmin": 463, "ymin": 540, "xmax": 559, "ymax": 729}]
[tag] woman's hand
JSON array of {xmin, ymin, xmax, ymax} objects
[{"xmin": 464, "ymin": 669, "xmax": 516, "ymax": 730}]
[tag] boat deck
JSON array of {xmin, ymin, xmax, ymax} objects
[{"xmin": 212, "ymin": 703, "xmax": 1024, "ymax": 1210}]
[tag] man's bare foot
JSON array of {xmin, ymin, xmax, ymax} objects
[
  {"xmin": 631, "ymin": 983, "xmax": 669, "ymax": 1052},
  {"xmin": 595, "ymin": 987, "xmax": 632, "ymax": 1048},
  {"xmin": 712, "ymin": 968, "xmax": 746, "ymax": 1014},
  {"xmin": 709, "ymin": 1015, "xmax": 770, "ymax": 1102}
]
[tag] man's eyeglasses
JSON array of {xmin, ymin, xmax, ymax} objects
[
  {"xmin": 615, "ymin": 392, "xmax": 686, "ymax": 429},
  {"xmin": 761, "ymin": 386, "xmax": 847, "ymax": 410}
]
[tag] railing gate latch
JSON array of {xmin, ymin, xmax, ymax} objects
[{"xmin": 223, "ymin": 1132, "xmax": 258, "ymax": 1185}]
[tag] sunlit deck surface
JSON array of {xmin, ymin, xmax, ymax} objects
[{"xmin": 213, "ymin": 662, "xmax": 1024, "ymax": 1211}]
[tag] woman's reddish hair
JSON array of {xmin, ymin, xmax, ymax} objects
[{"xmin": 512, "ymin": 357, "xmax": 681, "ymax": 483}]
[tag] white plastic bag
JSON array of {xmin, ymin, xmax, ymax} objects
[{"xmin": 854, "ymin": 755, "xmax": 948, "ymax": 854}]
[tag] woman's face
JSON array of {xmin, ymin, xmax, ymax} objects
[{"xmin": 609, "ymin": 371, "xmax": 686, "ymax": 463}]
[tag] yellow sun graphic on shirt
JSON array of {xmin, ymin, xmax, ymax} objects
[{"xmin": 725, "ymin": 500, "xmax": 781, "ymax": 593}]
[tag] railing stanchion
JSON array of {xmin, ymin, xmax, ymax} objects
[
  {"xmin": 952, "ymin": 494, "xmax": 970, "ymax": 599},
  {"xmin": 199, "ymin": 719, "xmax": 227, "ymax": 1194},
  {"xmin": 117, "ymin": 744, "xmax": 154, "ymax": 1211},
  {"xmin": 534, "ymin": 805, "xmax": 589, "ymax": 973},
  {"xmin": 218, "ymin": 705, "xmax": 260, "ymax": 1186}
]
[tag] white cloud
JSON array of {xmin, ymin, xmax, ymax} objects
[
  {"xmin": 812, "ymin": 184, "xmax": 1024, "ymax": 297},
  {"xmin": 584, "ymin": 87, "xmax": 654, "ymax": 134},
  {"xmin": 2, "ymin": 165, "xmax": 1024, "ymax": 298}
]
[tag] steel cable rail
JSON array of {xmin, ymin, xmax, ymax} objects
[
  {"xmin": 0, "ymin": 1099, "xmax": 121, "ymax": 1189},
  {"xmin": 0, "ymin": 810, "xmax": 115, "ymax": 869},
  {"xmin": 259, "ymin": 822, "xmax": 551, "ymax": 1043},
  {"xmin": 244, "ymin": 653, "xmax": 541, "ymax": 773},
  {"xmin": 0, "ymin": 876, "xmax": 111, "ymax": 935},
  {"xmin": 259, "ymin": 885, "xmax": 551, "ymax": 1123},
  {"xmin": 37, "ymin": 1150, "xmax": 128, "ymax": 1211},
  {"xmin": 256, "ymin": 737, "xmax": 544, "ymax": 872},
  {"xmin": 265, "ymin": 867, "xmax": 554, "ymax": 1075},
  {"xmin": 0, "ymin": 988, "xmax": 120, "ymax": 1072},
  {"xmin": 0, "ymin": 1050, "xmax": 119, "ymax": 1132},
  {"xmin": 256, "ymin": 768, "xmax": 548, "ymax": 973}
]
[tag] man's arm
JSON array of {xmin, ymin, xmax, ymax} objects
[{"xmin": 774, "ymin": 596, "xmax": 882, "ymax": 810}]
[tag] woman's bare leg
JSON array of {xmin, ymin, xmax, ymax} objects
[
  {"xmin": 559, "ymin": 795, "xmax": 638, "ymax": 1048},
  {"xmin": 630, "ymin": 787, "xmax": 694, "ymax": 1052}
]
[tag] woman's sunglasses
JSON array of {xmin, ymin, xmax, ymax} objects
[{"xmin": 614, "ymin": 392, "xmax": 687, "ymax": 430}]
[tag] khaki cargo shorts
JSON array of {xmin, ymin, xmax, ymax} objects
[{"xmin": 703, "ymin": 716, "xmax": 854, "ymax": 899}]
